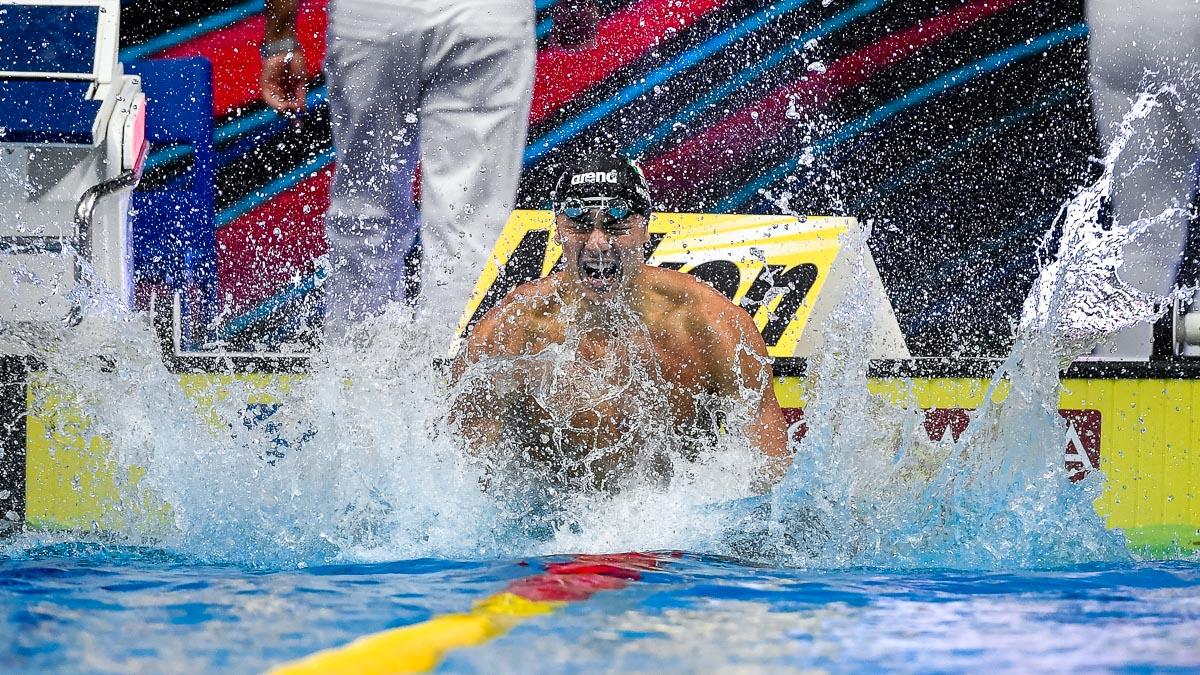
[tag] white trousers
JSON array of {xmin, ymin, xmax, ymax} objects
[
  {"xmin": 322, "ymin": 0, "xmax": 535, "ymax": 346},
  {"xmin": 1087, "ymin": 0, "xmax": 1200, "ymax": 358}
]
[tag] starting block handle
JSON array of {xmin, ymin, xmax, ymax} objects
[
  {"xmin": 0, "ymin": 142, "xmax": 148, "ymax": 261},
  {"xmin": 73, "ymin": 140, "xmax": 149, "ymax": 262},
  {"xmin": 148, "ymin": 290, "xmax": 310, "ymax": 373}
]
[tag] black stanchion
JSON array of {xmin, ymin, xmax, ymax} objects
[{"xmin": 0, "ymin": 356, "xmax": 28, "ymax": 533}]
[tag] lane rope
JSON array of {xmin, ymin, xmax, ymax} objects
[{"xmin": 270, "ymin": 552, "xmax": 673, "ymax": 674}]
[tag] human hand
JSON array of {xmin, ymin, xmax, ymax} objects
[{"xmin": 261, "ymin": 49, "xmax": 308, "ymax": 114}]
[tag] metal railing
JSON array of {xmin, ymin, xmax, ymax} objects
[
  {"xmin": 73, "ymin": 141, "xmax": 150, "ymax": 263},
  {"xmin": 0, "ymin": 142, "xmax": 149, "ymax": 325}
]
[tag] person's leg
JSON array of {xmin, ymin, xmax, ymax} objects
[
  {"xmin": 1166, "ymin": 69, "xmax": 1200, "ymax": 356},
  {"xmin": 415, "ymin": 0, "xmax": 536, "ymax": 350},
  {"xmin": 322, "ymin": 7, "xmax": 422, "ymax": 336},
  {"xmin": 1086, "ymin": 1, "xmax": 1200, "ymax": 358},
  {"xmin": 1089, "ymin": 83, "xmax": 1198, "ymax": 358}
]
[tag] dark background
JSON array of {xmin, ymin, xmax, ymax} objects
[{"xmin": 121, "ymin": 0, "xmax": 1105, "ymax": 356}]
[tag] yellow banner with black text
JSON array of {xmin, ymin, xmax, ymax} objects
[{"xmin": 456, "ymin": 211, "xmax": 852, "ymax": 358}]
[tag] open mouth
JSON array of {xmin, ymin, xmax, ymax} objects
[{"xmin": 580, "ymin": 257, "xmax": 621, "ymax": 288}]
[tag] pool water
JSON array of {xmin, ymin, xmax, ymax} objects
[{"xmin": 1, "ymin": 546, "xmax": 1197, "ymax": 673}]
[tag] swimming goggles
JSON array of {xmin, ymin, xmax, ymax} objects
[{"xmin": 557, "ymin": 197, "xmax": 635, "ymax": 222}]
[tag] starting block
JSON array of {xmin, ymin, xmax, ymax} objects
[{"xmin": 0, "ymin": 0, "xmax": 147, "ymax": 328}]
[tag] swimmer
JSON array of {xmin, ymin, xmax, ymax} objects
[{"xmin": 451, "ymin": 157, "xmax": 792, "ymax": 494}]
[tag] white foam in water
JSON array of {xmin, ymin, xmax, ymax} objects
[
  {"xmin": 17, "ymin": 306, "xmax": 509, "ymax": 566},
  {"xmin": 1, "ymin": 92, "xmax": 1184, "ymax": 570}
]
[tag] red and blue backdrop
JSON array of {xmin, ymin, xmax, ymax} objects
[{"xmin": 120, "ymin": 0, "xmax": 1100, "ymax": 355}]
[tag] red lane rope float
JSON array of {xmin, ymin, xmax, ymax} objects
[{"xmin": 271, "ymin": 552, "xmax": 677, "ymax": 674}]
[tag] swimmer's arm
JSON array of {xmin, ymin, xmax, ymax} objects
[
  {"xmin": 447, "ymin": 382, "xmax": 502, "ymax": 492},
  {"xmin": 449, "ymin": 306, "xmax": 530, "ymax": 451},
  {"xmin": 744, "ymin": 369, "xmax": 791, "ymax": 493},
  {"xmin": 711, "ymin": 306, "xmax": 793, "ymax": 492},
  {"xmin": 449, "ymin": 384, "xmax": 504, "ymax": 449},
  {"xmin": 449, "ymin": 312, "xmax": 509, "ymax": 448}
]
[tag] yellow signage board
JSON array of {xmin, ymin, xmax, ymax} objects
[{"xmin": 457, "ymin": 211, "xmax": 851, "ymax": 358}]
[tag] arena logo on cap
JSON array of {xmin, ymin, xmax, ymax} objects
[{"xmin": 571, "ymin": 170, "xmax": 620, "ymax": 185}]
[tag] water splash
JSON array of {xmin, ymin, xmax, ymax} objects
[
  {"xmin": 714, "ymin": 228, "xmax": 1127, "ymax": 569},
  {"xmin": 5, "ymin": 302, "xmax": 499, "ymax": 566},
  {"xmin": 0, "ymin": 237, "xmax": 1132, "ymax": 571},
  {"xmin": 2, "ymin": 90, "xmax": 1188, "ymax": 570},
  {"xmin": 1020, "ymin": 85, "xmax": 1191, "ymax": 359},
  {"xmin": 745, "ymin": 94, "xmax": 1193, "ymax": 569},
  {"xmin": 0, "ymin": 227, "xmax": 1130, "ymax": 569}
]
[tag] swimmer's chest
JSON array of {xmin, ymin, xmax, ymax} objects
[{"xmin": 523, "ymin": 323, "xmax": 713, "ymax": 424}]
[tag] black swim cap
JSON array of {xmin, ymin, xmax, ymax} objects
[{"xmin": 552, "ymin": 156, "xmax": 653, "ymax": 217}]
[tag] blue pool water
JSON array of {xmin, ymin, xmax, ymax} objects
[{"xmin": 1, "ymin": 546, "xmax": 1197, "ymax": 673}]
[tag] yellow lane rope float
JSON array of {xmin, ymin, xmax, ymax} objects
[{"xmin": 270, "ymin": 553, "xmax": 672, "ymax": 674}]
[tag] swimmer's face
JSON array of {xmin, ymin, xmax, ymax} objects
[{"xmin": 554, "ymin": 207, "xmax": 649, "ymax": 301}]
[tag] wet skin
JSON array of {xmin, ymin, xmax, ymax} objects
[{"xmin": 453, "ymin": 210, "xmax": 793, "ymax": 492}]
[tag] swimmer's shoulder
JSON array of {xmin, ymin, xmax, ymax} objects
[
  {"xmin": 646, "ymin": 266, "xmax": 744, "ymax": 318},
  {"xmin": 467, "ymin": 277, "xmax": 561, "ymax": 356},
  {"xmin": 646, "ymin": 266, "xmax": 763, "ymax": 349},
  {"xmin": 645, "ymin": 265, "xmax": 707, "ymax": 302}
]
